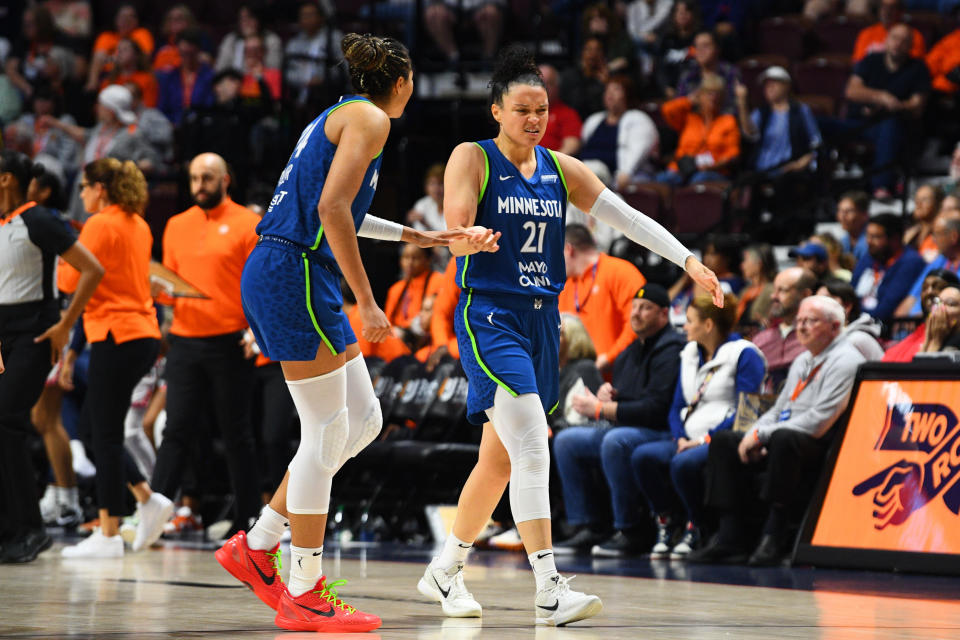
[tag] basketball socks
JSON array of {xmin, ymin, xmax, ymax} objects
[
  {"xmin": 528, "ymin": 549, "xmax": 558, "ymax": 591},
  {"xmin": 289, "ymin": 545, "xmax": 323, "ymax": 597},
  {"xmin": 247, "ymin": 505, "xmax": 288, "ymax": 550},
  {"xmin": 437, "ymin": 533, "xmax": 472, "ymax": 570}
]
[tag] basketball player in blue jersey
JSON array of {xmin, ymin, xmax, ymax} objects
[
  {"xmin": 417, "ymin": 47, "xmax": 723, "ymax": 626},
  {"xmin": 214, "ymin": 33, "xmax": 491, "ymax": 633}
]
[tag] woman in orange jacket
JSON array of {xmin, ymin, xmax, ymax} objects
[
  {"xmin": 59, "ymin": 158, "xmax": 173, "ymax": 558},
  {"xmin": 656, "ymin": 73, "xmax": 740, "ymax": 185}
]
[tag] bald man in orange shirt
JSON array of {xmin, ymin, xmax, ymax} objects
[
  {"xmin": 151, "ymin": 153, "xmax": 263, "ymax": 536},
  {"xmin": 559, "ymin": 224, "xmax": 646, "ymax": 372}
]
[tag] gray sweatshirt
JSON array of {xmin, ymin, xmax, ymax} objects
[{"xmin": 752, "ymin": 335, "xmax": 866, "ymax": 443}]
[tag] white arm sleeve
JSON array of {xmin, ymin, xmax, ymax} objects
[
  {"xmin": 357, "ymin": 213, "xmax": 404, "ymax": 242},
  {"xmin": 589, "ymin": 188, "xmax": 693, "ymax": 269}
]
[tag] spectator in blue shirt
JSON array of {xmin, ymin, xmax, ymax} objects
[
  {"xmin": 837, "ymin": 191, "xmax": 870, "ymax": 263},
  {"xmin": 676, "ymin": 31, "xmax": 741, "ymax": 105},
  {"xmin": 896, "ymin": 212, "xmax": 960, "ymax": 317},
  {"xmin": 156, "ymin": 29, "xmax": 215, "ymax": 124},
  {"xmin": 851, "ymin": 213, "xmax": 927, "ymax": 321}
]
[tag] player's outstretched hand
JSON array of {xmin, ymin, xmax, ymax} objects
[
  {"xmin": 404, "ymin": 225, "xmax": 474, "ymax": 248},
  {"xmin": 464, "ymin": 226, "xmax": 501, "ymax": 253},
  {"xmin": 359, "ymin": 301, "xmax": 392, "ymax": 343},
  {"xmin": 685, "ymin": 256, "xmax": 723, "ymax": 307}
]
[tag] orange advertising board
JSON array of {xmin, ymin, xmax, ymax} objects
[{"xmin": 811, "ymin": 378, "xmax": 960, "ymax": 555}]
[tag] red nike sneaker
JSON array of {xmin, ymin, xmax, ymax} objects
[
  {"xmin": 274, "ymin": 576, "xmax": 382, "ymax": 632},
  {"xmin": 214, "ymin": 531, "xmax": 286, "ymax": 610}
]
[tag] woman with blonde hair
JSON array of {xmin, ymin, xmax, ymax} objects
[
  {"xmin": 59, "ymin": 158, "xmax": 172, "ymax": 558},
  {"xmin": 630, "ymin": 292, "xmax": 765, "ymax": 559},
  {"xmin": 550, "ymin": 313, "xmax": 604, "ymax": 433}
]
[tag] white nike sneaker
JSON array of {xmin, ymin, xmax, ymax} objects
[
  {"xmin": 132, "ymin": 492, "xmax": 174, "ymax": 552},
  {"xmin": 62, "ymin": 528, "xmax": 124, "ymax": 558},
  {"xmin": 534, "ymin": 574, "xmax": 602, "ymax": 626},
  {"xmin": 417, "ymin": 559, "xmax": 482, "ymax": 617}
]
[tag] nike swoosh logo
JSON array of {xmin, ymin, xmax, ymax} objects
[
  {"xmin": 536, "ymin": 552, "xmax": 553, "ymax": 559},
  {"xmin": 538, "ymin": 600, "xmax": 559, "ymax": 611},
  {"xmin": 499, "ymin": 175, "xmax": 513, "ymax": 181},
  {"xmin": 297, "ymin": 602, "xmax": 336, "ymax": 617},
  {"xmin": 312, "ymin": 552, "xmax": 322, "ymax": 556},
  {"xmin": 434, "ymin": 576, "xmax": 451, "ymax": 598},
  {"xmin": 457, "ymin": 543, "xmax": 471, "ymax": 549},
  {"xmin": 249, "ymin": 554, "xmax": 275, "ymax": 585}
]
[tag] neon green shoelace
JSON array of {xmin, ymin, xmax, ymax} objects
[
  {"xmin": 266, "ymin": 549, "xmax": 283, "ymax": 583},
  {"xmin": 313, "ymin": 579, "xmax": 356, "ymax": 614}
]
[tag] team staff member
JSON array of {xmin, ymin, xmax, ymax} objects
[
  {"xmin": 151, "ymin": 153, "xmax": 262, "ymax": 537},
  {"xmin": 0, "ymin": 152, "xmax": 103, "ymax": 563},
  {"xmin": 58, "ymin": 158, "xmax": 168, "ymax": 558},
  {"xmin": 559, "ymin": 223, "xmax": 646, "ymax": 372}
]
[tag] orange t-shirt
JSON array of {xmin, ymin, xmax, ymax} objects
[
  {"xmin": 662, "ymin": 96, "xmax": 740, "ymax": 174},
  {"xmin": 101, "ymin": 71, "xmax": 158, "ymax": 107},
  {"xmin": 384, "ymin": 269, "xmax": 442, "ymax": 329},
  {"xmin": 558, "ymin": 253, "xmax": 646, "ymax": 364},
  {"xmin": 93, "ymin": 28, "xmax": 155, "ymax": 57},
  {"xmin": 427, "ymin": 257, "xmax": 461, "ymax": 360},
  {"xmin": 60, "ymin": 205, "xmax": 161, "ymax": 344},
  {"xmin": 926, "ymin": 29, "xmax": 960, "ymax": 93},
  {"xmin": 852, "ymin": 24, "xmax": 925, "ymax": 63},
  {"xmin": 162, "ymin": 198, "xmax": 259, "ymax": 338}
]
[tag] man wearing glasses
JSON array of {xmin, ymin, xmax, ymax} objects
[{"xmin": 751, "ymin": 267, "xmax": 816, "ymax": 391}]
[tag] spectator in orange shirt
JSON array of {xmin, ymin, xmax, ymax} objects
[
  {"xmin": 559, "ymin": 224, "xmax": 646, "ymax": 372},
  {"xmin": 58, "ymin": 158, "xmax": 171, "ymax": 559},
  {"xmin": 385, "ymin": 245, "xmax": 443, "ymax": 351},
  {"xmin": 86, "ymin": 4, "xmax": 155, "ymax": 92},
  {"xmin": 421, "ymin": 256, "xmax": 462, "ymax": 370},
  {"xmin": 152, "ymin": 153, "xmax": 263, "ymax": 540},
  {"xmin": 656, "ymin": 73, "xmax": 740, "ymax": 185},
  {"xmin": 851, "ymin": 0, "xmax": 925, "ymax": 63},
  {"xmin": 926, "ymin": 26, "xmax": 960, "ymax": 94},
  {"xmin": 101, "ymin": 38, "xmax": 158, "ymax": 108}
]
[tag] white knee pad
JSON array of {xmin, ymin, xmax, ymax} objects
[
  {"xmin": 487, "ymin": 387, "xmax": 552, "ymax": 523},
  {"xmin": 286, "ymin": 368, "xmax": 348, "ymax": 515},
  {"xmin": 340, "ymin": 354, "xmax": 383, "ymax": 466}
]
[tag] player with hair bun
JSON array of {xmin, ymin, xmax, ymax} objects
[
  {"xmin": 417, "ymin": 45, "xmax": 722, "ymax": 626},
  {"xmin": 214, "ymin": 33, "xmax": 490, "ymax": 632}
]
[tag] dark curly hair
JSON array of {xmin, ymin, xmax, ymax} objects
[
  {"xmin": 489, "ymin": 44, "xmax": 544, "ymax": 106},
  {"xmin": 0, "ymin": 150, "xmax": 46, "ymax": 200},
  {"xmin": 341, "ymin": 33, "xmax": 411, "ymax": 99}
]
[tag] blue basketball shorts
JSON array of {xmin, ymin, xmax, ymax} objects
[
  {"xmin": 241, "ymin": 238, "xmax": 355, "ymax": 362},
  {"xmin": 454, "ymin": 290, "xmax": 560, "ymax": 425}
]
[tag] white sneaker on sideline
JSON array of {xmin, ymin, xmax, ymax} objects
[
  {"xmin": 417, "ymin": 558, "xmax": 482, "ymax": 617},
  {"xmin": 132, "ymin": 493, "xmax": 174, "ymax": 552},
  {"xmin": 534, "ymin": 574, "xmax": 602, "ymax": 626},
  {"xmin": 488, "ymin": 526, "xmax": 524, "ymax": 551},
  {"xmin": 39, "ymin": 486, "xmax": 59, "ymax": 524},
  {"xmin": 62, "ymin": 529, "xmax": 124, "ymax": 558}
]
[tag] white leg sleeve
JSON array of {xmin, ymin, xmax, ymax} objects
[
  {"xmin": 340, "ymin": 353, "xmax": 383, "ymax": 467},
  {"xmin": 286, "ymin": 367, "xmax": 348, "ymax": 515},
  {"xmin": 486, "ymin": 387, "xmax": 551, "ymax": 523}
]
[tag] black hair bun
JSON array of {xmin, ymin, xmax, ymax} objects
[{"xmin": 490, "ymin": 44, "xmax": 540, "ymax": 89}]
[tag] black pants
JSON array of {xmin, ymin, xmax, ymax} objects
[
  {"xmin": 704, "ymin": 429, "xmax": 828, "ymax": 516},
  {"xmin": 152, "ymin": 333, "xmax": 260, "ymax": 527},
  {"xmin": 81, "ymin": 334, "xmax": 159, "ymax": 515},
  {"xmin": 0, "ymin": 330, "xmax": 50, "ymax": 537},
  {"xmin": 253, "ymin": 362, "xmax": 296, "ymax": 492}
]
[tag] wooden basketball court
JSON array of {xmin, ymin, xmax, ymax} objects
[{"xmin": 3, "ymin": 539, "xmax": 959, "ymax": 639}]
